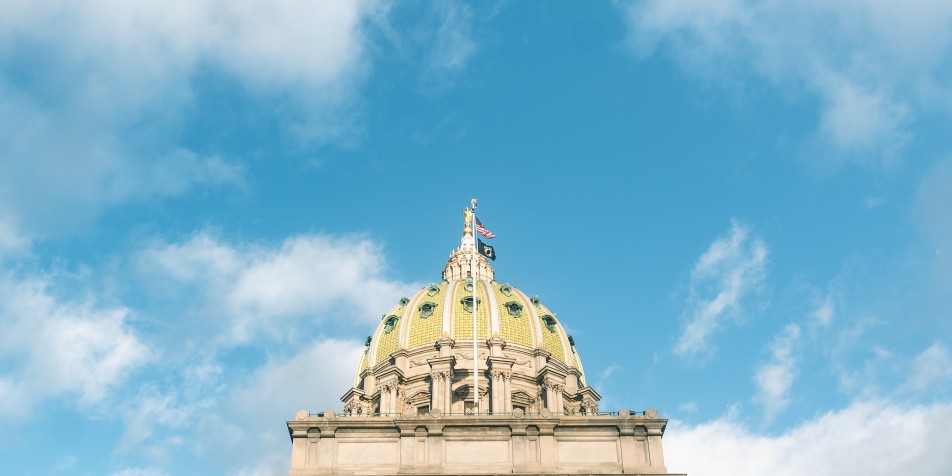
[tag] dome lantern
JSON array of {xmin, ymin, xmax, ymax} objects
[{"xmin": 443, "ymin": 206, "xmax": 494, "ymax": 281}]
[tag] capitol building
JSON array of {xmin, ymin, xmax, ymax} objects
[{"xmin": 287, "ymin": 208, "xmax": 683, "ymax": 475}]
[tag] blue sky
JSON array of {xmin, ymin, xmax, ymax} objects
[{"xmin": 1, "ymin": 1, "xmax": 952, "ymax": 474}]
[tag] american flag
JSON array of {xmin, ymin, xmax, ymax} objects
[{"xmin": 475, "ymin": 217, "xmax": 495, "ymax": 239}]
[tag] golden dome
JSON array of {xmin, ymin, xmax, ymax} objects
[{"xmin": 354, "ymin": 230, "xmax": 587, "ymax": 388}]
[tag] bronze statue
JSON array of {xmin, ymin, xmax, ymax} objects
[{"xmin": 462, "ymin": 207, "xmax": 474, "ymax": 235}]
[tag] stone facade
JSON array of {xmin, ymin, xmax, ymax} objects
[
  {"xmin": 287, "ymin": 209, "xmax": 684, "ymax": 475},
  {"xmin": 288, "ymin": 410, "xmax": 678, "ymax": 475}
]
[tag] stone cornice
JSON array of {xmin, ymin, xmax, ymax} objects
[
  {"xmin": 537, "ymin": 361, "xmax": 568, "ymax": 380},
  {"xmin": 340, "ymin": 387, "xmax": 364, "ymax": 403},
  {"xmin": 577, "ymin": 385, "xmax": 602, "ymax": 402},
  {"xmin": 288, "ymin": 412, "xmax": 670, "ymax": 436},
  {"xmin": 486, "ymin": 355, "xmax": 516, "ymax": 369},
  {"xmin": 372, "ymin": 364, "xmax": 404, "ymax": 383}
]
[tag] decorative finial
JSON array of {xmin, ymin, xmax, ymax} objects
[{"xmin": 462, "ymin": 207, "xmax": 474, "ymax": 236}]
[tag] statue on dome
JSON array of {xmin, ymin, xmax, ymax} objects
[{"xmin": 462, "ymin": 207, "xmax": 474, "ymax": 235}]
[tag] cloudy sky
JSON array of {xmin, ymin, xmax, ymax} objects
[{"xmin": 1, "ymin": 1, "xmax": 951, "ymax": 474}]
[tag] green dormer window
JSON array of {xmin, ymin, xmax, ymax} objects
[
  {"xmin": 504, "ymin": 300, "xmax": 524, "ymax": 317},
  {"xmin": 540, "ymin": 314, "xmax": 557, "ymax": 332},
  {"xmin": 399, "ymin": 297, "xmax": 410, "ymax": 309},
  {"xmin": 460, "ymin": 296, "xmax": 482, "ymax": 313},
  {"xmin": 383, "ymin": 315, "xmax": 400, "ymax": 334},
  {"xmin": 464, "ymin": 277, "xmax": 474, "ymax": 292},
  {"xmin": 500, "ymin": 283, "xmax": 513, "ymax": 296},
  {"xmin": 531, "ymin": 295, "xmax": 541, "ymax": 307},
  {"xmin": 418, "ymin": 301, "xmax": 438, "ymax": 318},
  {"xmin": 426, "ymin": 284, "xmax": 440, "ymax": 296}
]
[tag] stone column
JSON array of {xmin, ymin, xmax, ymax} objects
[
  {"xmin": 379, "ymin": 385, "xmax": 388, "ymax": 414},
  {"xmin": 429, "ymin": 370, "xmax": 452, "ymax": 413},
  {"xmin": 443, "ymin": 372, "xmax": 453, "ymax": 412},
  {"xmin": 504, "ymin": 373, "xmax": 512, "ymax": 411},
  {"xmin": 487, "ymin": 355, "xmax": 515, "ymax": 414},
  {"xmin": 371, "ymin": 365, "xmax": 403, "ymax": 415},
  {"xmin": 428, "ymin": 352, "xmax": 455, "ymax": 414},
  {"xmin": 429, "ymin": 371, "xmax": 442, "ymax": 413},
  {"xmin": 390, "ymin": 383, "xmax": 399, "ymax": 414},
  {"xmin": 489, "ymin": 370, "xmax": 513, "ymax": 413},
  {"xmin": 543, "ymin": 379, "xmax": 564, "ymax": 413},
  {"xmin": 536, "ymin": 362, "xmax": 567, "ymax": 413},
  {"xmin": 379, "ymin": 381, "xmax": 398, "ymax": 414}
]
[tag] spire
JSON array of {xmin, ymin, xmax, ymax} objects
[{"xmin": 443, "ymin": 206, "xmax": 494, "ymax": 281}]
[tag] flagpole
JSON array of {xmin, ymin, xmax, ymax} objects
[{"xmin": 470, "ymin": 198, "xmax": 479, "ymax": 414}]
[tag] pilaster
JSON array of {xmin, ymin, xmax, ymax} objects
[
  {"xmin": 487, "ymin": 355, "xmax": 515, "ymax": 414},
  {"xmin": 537, "ymin": 363, "xmax": 568, "ymax": 413},
  {"xmin": 427, "ymin": 355, "xmax": 455, "ymax": 413}
]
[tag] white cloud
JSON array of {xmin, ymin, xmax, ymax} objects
[
  {"xmin": 902, "ymin": 343, "xmax": 952, "ymax": 394},
  {"xmin": 0, "ymin": 268, "xmax": 149, "ymax": 418},
  {"xmin": 915, "ymin": 159, "xmax": 952, "ymax": 289},
  {"xmin": 619, "ymin": 0, "xmax": 952, "ymax": 167},
  {"xmin": 665, "ymin": 400, "xmax": 952, "ymax": 476},
  {"xmin": 753, "ymin": 323, "xmax": 800, "ymax": 419},
  {"xmin": 138, "ymin": 232, "xmax": 420, "ymax": 344},
  {"xmin": 108, "ymin": 231, "xmax": 417, "ymax": 470},
  {"xmin": 811, "ymin": 295, "xmax": 835, "ymax": 327},
  {"xmin": 367, "ymin": 0, "xmax": 484, "ymax": 96},
  {"xmin": 425, "ymin": 1, "xmax": 478, "ymax": 81},
  {"xmin": 675, "ymin": 220, "xmax": 768, "ymax": 358},
  {"xmin": 678, "ymin": 401, "xmax": 699, "ymax": 414},
  {"xmin": 0, "ymin": 217, "xmax": 30, "ymax": 255},
  {"xmin": 0, "ymin": 0, "xmax": 367, "ymax": 107},
  {"xmin": 0, "ymin": 0, "xmax": 372, "ymax": 233},
  {"xmin": 117, "ymin": 389, "xmax": 199, "ymax": 455},
  {"xmin": 196, "ymin": 338, "xmax": 362, "ymax": 475},
  {"xmin": 110, "ymin": 468, "xmax": 169, "ymax": 476},
  {"xmin": 52, "ymin": 455, "xmax": 77, "ymax": 472},
  {"xmin": 835, "ymin": 342, "xmax": 893, "ymax": 399},
  {"xmin": 816, "ymin": 80, "xmax": 910, "ymax": 160}
]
